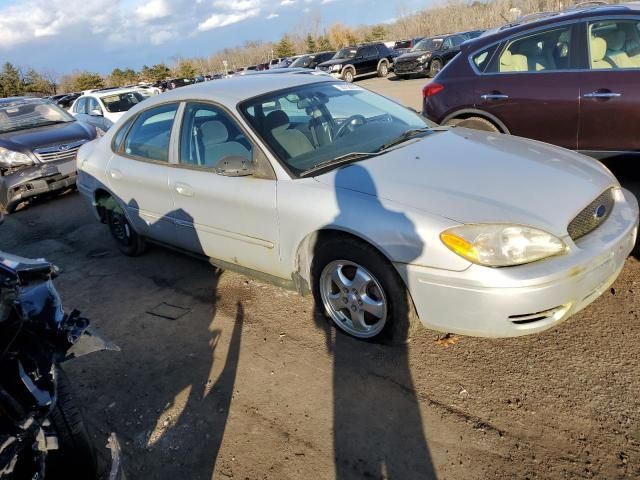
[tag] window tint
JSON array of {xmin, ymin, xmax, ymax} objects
[
  {"xmin": 87, "ymin": 97, "xmax": 101, "ymax": 114},
  {"xmin": 496, "ymin": 26, "xmax": 573, "ymax": 73},
  {"xmin": 588, "ymin": 20, "xmax": 640, "ymax": 69},
  {"xmin": 74, "ymin": 97, "xmax": 87, "ymax": 114},
  {"xmin": 179, "ymin": 103, "xmax": 252, "ymax": 168},
  {"xmin": 452, "ymin": 35, "xmax": 466, "ymax": 47},
  {"xmin": 123, "ymin": 103, "xmax": 177, "ymax": 161},
  {"xmin": 376, "ymin": 44, "xmax": 388, "ymax": 56},
  {"xmin": 113, "ymin": 117, "xmax": 134, "ymax": 151},
  {"xmin": 471, "ymin": 44, "xmax": 500, "ymax": 73},
  {"xmin": 443, "ymin": 38, "xmax": 453, "ymax": 49}
]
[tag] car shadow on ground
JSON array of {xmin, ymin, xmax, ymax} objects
[{"xmin": 312, "ymin": 165, "xmax": 436, "ymax": 479}]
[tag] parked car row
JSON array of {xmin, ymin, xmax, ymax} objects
[
  {"xmin": 394, "ymin": 30, "xmax": 485, "ymax": 78},
  {"xmin": 423, "ymin": 2, "xmax": 640, "ymax": 158}
]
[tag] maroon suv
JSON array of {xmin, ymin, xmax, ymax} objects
[{"xmin": 423, "ymin": 2, "xmax": 640, "ymax": 158}]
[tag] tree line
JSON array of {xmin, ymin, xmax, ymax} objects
[{"xmin": 0, "ymin": 0, "xmax": 610, "ymax": 97}]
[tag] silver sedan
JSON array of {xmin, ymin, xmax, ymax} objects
[{"xmin": 77, "ymin": 73, "xmax": 639, "ymax": 342}]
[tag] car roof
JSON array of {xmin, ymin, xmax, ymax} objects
[
  {"xmin": 474, "ymin": 2, "xmax": 640, "ymax": 46},
  {"xmin": 91, "ymin": 87, "xmax": 147, "ymax": 98},
  {"xmin": 0, "ymin": 96, "xmax": 44, "ymax": 105},
  {"xmin": 134, "ymin": 72, "xmax": 336, "ymax": 109}
]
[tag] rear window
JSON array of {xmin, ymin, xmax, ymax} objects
[{"xmin": 471, "ymin": 45, "xmax": 499, "ymax": 73}]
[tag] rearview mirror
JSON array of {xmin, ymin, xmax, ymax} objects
[
  {"xmin": 215, "ymin": 156, "xmax": 254, "ymax": 177},
  {"xmin": 90, "ymin": 109, "xmax": 103, "ymax": 117}
]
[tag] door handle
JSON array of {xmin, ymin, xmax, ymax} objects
[
  {"xmin": 480, "ymin": 93, "xmax": 509, "ymax": 100},
  {"xmin": 174, "ymin": 182, "xmax": 194, "ymax": 197},
  {"xmin": 108, "ymin": 169, "xmax": 123, "ymax": 180},
  {"xmin": 583, "ymin": 91, "xmax": 621, "ymax": 99}
]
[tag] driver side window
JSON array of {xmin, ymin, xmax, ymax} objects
[{"xmin": 179, "ymin": 103, "xmax": 253, "ymax": 168}]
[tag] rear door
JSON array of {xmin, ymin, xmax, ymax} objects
[
  {"xmin": 473, "ymin": 23, "xmax": 582, "ymax": 149},
  {"xmin": 107, "ymin": 103, "xmax": 179, "ymax": 243},
  {"xmin": 578, "ymin": 18, "xmax": 640, "ymax": 154}
]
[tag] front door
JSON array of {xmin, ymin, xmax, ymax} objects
[
  {"xmin": 474, "ymin": 23, "xmax": 581, "ymax": 149},
  {"xmin": 107, "ymin": 103, "xmax": 179, "ymax": 243},
  {"xmin": 578, "ymin": 18, "xmax": 640, "ymax": 154},
  {"xmin": 168, "ymin": 102, "xmax": 279, "ymax": 275}
]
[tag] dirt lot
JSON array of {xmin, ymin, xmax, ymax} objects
[{"xmin": 2, "ymin": 76, "xmax": 640, "ymax": 480}]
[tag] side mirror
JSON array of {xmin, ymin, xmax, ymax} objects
[
  {"xmin": 215, "ymin": 156, "xmax": 254, "ymax": 177},
  {"xmin": 90, "ymin": 109, "xmax": 103, "ymax": 117}
]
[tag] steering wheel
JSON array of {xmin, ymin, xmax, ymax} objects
[{"xmin": 335, "ymin": 114, "xmax": 367, "ymax": 138}]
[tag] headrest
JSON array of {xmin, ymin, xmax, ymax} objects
[
  {"xmin": 591, "ymin": 37, "xmax": 607, "ymax": 62},
  {"xmin": 500, "ymin": 50, "xmax": 512, "ymax": 65},
  {"xmin": 265, "ymin": 110, "xmax": 290, "ymax": 132},
  {"xmin": 601, "ymin": 29, "xmax": 625, "ymax": 51},
  {"xmin": 200, "ymin": 121, "xmax": 228, "ymax": 143}
]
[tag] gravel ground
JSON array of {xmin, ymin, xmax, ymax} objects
[{"xmin": 1, "ymin": 76, "xmax": 638, "ymax": 480}]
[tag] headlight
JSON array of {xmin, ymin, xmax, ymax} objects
[
  {"xmin": 440, "ymin": 224, "xmax": 567, "ymax": 267},
  {"xmin": 418, "ymin": 53, "xmax": 432, "ymax": 63},
  {"xmin": 95, "ymin": 127, "xmax": 106, "ymax": 138},
  {"xmin": 0, "ymin": 147, "xmax": 33, "ymax": 168},
  {"xmin": 331, "ymin": 64, "xmax": 342, "ymax": 72}
]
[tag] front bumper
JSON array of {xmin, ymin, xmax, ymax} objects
[
  {"xmin": 396, "ymin": 188, "xmax": 639, "ymax": 337},
  {"xmin": 394, "ymin": 61, "xmax": 429, "ymax": 75},
  {"xmin": 0, "ymin": 158, "xmax": 77, "ymax": 211}
]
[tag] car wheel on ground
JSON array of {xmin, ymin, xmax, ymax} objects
[
  {"xmin": 312, "ymin": 236, "xmax": 418, "ymax": 344},
  {"xmin": 342, "ymin": 69, "xmax": 355, "ymax": 83},
  {"xmin": 377, "ymin": 62, "xmax": 389, "ymax": 78},
  {"xmin": 428, "ymin": 59, "xmax": 443, "ymax": 78},
  {"xmin": 446, "ymin": 116, "xmax": 501, "ymax": 133},
  {"xmin": 105, "ymin": 199, "xmax": 145, "ymax": 256}
]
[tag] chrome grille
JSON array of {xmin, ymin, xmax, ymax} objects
[
  {"xmin": 34, "ymin": 140, "xmax": 87, "ymax": 163},
  {"xmin": 567, "ymin": 188, "xmax": 614, "ymax": 241}
]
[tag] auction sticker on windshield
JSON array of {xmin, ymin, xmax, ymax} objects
[{"xmin": 333, "ymin": 84, "xmax": 364, "ymax": 92}]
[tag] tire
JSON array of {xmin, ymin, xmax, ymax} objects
[
  {"xmin": 106, "ymin": 198, "xmax": 146, "ymax": 256},
  {"xmin": 428, "ymin": 58, "xmax": 443, "ymax": 78},
  {"xmin": 449, "ymin": 116, "xmax": 501, "ymax": 133},
  {"xmin": 342, "ymin": 68, "xmax": 355, "ymax": 83},
  {"xmin": 377, "ymin": 61, "xmax": 389, "ymax": 78},
  {"xmin": 46, "ymin": 367, "xmax": 98, "ymax": 480},
  {"xmin": 312, "ymin": 236, "xmax": 419, "ymax": 344}
]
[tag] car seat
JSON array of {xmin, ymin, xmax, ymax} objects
[
  {"xmin": 200, "ymin": 120, "xmax": 251, "ymax": 166},
  {"xmin": 517, "ymin": 41, "xmax": 556, "ymax": 71},
  {"xmin": 590, "ymin": 36, "xmax": 613, "ymax": 69},
  {"xmin": 499, "ymin": 49, "xmax": 528, "ymax": 72},
  {"xmin": 600, "ymin": 29, "xmax": 639, "ymax": 68},
  {"xmin": 264, "ymin": 110, "xmax": 314, "ymax": 159}
]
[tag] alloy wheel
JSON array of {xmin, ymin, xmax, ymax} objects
[{"xmin": 319, "ymin": 260, "xmax": 388, "ymax": 338}]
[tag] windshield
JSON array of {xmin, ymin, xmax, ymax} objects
[
  {"xmin": 100, "ymin": 92, "xmax": 145, "ymax": 113},
  {"xmin": 290, "ymin": 55, "xmax": 312, "ymax": 68},
  {"xmin": 240, "ymin": 82, "xmax": 434, "ymax": 176},
  {"xmin": 411, "ymin": 38, "xmax": 443, "ymax": 52},
  {"xmin": 335, "ymin": 48, "xmax": 357, "ymax": 59},
  {"xmin": 0, "ymin": 99, "xmax": 74, "ymax": 134}
]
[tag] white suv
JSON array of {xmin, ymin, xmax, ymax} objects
[{"xmin": 71, "ymin": 88, "xmax": 147, "ymax": 131}]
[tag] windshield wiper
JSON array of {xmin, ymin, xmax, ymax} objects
[
  {"xmin": 375, "ymin": 127, "xmax": 433, "ymax": 152},
  {"xmin": 300, "ymin": 151, "xmax": 381, "ymax": 177}
]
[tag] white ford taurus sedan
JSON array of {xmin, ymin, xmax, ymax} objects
[{"xmin": 77, "ymin": 72, "xmax": 639, "ymax": 342}]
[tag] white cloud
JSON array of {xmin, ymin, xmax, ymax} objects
[
  {"xmin": 136, "ymin": 0, "xmax": 172, "ymax": 21},
  {"xmin": 197, "ymin": 10, "xmax": 259, "ymax": 31},
  {"xmin": 266, "ymin": 13, "xmax": 279, "ymax": 19}
]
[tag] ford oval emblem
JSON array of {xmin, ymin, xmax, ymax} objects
[
  {"xmin": 58, "ymin": 144, "xmax": 70, "ymax": 152},
  {"xmin": 594, "ymin": 204, "xmax": 607, "ymax": 219}
]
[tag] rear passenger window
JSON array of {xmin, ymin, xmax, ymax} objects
[
  {"xmin": 471, "ymin": 45, "xmax": 499, "ymax": 73},
  {"xmin": 588, "ymin": 19, "xmax": 640, "ymax": 69},
  {"xmin": 123, "ymin": 103, "xmax": 177, "ymax": 162},
  {"xmin": 497, "ymin": 26, "xmax": 574, "ymax": 73},
  {"xmin": 113, "ymin": 117, "xmax": 134, "ymax": 151}
]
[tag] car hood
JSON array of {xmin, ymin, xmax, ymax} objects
[
  {"xmin": 313, "ymin": 128, "xmax": 618, "ymax": 237},
  {"xmin": 396, "ymin": 50, "xmax": 434, "ymax": 61},
  {"xmin": 318, "ymin": 58, "xmax": 351, "ymax": 67},
  {"xmin": 0, "ymin": 121, "xmax": 94, "ymax": 153}
]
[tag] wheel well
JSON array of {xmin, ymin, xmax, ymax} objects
[
  {"xmin": 294, "ymin": 229, "xmax": 393, "ymax": 294},
  {"xmin": 445, "ymin": 112, "xmax": 506, "ymax": 133},
  {"xmin": 94, "ymin": 189, "xmax": 113, "ymax": 223}
]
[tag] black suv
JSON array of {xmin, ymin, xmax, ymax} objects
[
  {"xmin": 317, "ymin": 42, "xmax": 397, "ymax": 82},
  {"xmin": 393, "ymin": 32, "xmax": 472, "ymax": 78}
]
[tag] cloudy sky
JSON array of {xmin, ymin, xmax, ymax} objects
[{"xmin": 0, "ymin": 0, "xmax": 427, "ymax": 74}]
